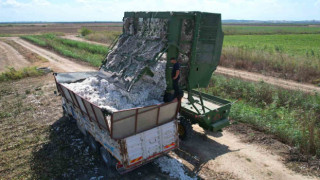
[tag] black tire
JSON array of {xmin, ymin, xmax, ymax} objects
[
  {"xmin": 100, "ymin": 147, "xmax": 117, "ymax": 169},
  {"xmin": 178, "ymin": 117, "xmax": 193, "ymax": 140},
  {"xmin": 87, "ymin": 134, "xmax": 100, "ymax": 153}
]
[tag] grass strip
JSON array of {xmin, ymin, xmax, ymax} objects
[
  {"xmin": 205, "ymin": 75, "xmax": 320, "ymax": 156},
  {"xmin": 21, "ymin": 34, "xmax": 107, "ymax": 67},
  {"xmin": 0, "ymin": 67, "xmax": 44, "ymax": 82}
]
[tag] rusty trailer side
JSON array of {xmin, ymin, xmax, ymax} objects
[{"xmin": 54, "ymin": 72, "xmax": 179, "ymax": 173}]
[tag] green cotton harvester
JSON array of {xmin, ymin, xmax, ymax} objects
[{"xmin": 102, "ymin": 11, "xmax": 232, "ymax": 139}]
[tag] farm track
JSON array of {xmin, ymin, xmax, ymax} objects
[
  {"xmin": 2, "ymin": 37, "xmax": 95, "ymax": 72},
  {"xmin": 216, "ymin": 67, "xmax": 320, "ymax": 93},
  {"xmin": 0, "ymin": 40, "xmax": 30, "ymax": 72},
  {"xmin": 63, "ymin": 34, "xmax": 109, "ymax": 47},
  {"xmin": 184, "ymin": 125, "xmax": 318, "ymax": 180}
]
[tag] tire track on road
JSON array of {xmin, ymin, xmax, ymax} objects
[{"xmin": 10, "ymin": 37, "xmax": 95, "ymax": 72}]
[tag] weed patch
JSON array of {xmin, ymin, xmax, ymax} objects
[{"xmin": 0, "ymin": 67, "xmax": 44, "ymax": 82}]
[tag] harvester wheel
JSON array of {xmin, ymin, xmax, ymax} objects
[
  {"xmin": 100, "ymin": 147, "xmax": 117, "ymax": 170},
  {"xmin": 178, "ymin": 117, "xmax": 193, "ymax": 140},
  {"xmin": 87, "ymin": 133, "xmax": 100, "ymax": 153}
]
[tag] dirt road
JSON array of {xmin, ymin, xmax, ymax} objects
[
  {"xmin": 216, "ymin": 67, "xmax": 320, "ymax": 93},
  {"xmin": 7, "ymin": 37, "xmax": 96, "ymax": 72},
  {"xmin": 0, "ymin": 37, "xmax": 95, "ymax": 72},
  {"xmin": 0, "ymin": 40, "xmax": 30, "ymax": 72},
  {"xmin": 182, "ymin": 125, "xmax": 318, "ymax": 180},
  {"xmin": 63, "ymin": 34, "xmax": 109, "ymax": 47}
]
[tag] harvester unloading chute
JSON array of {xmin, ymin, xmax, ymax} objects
[{"xmin": 99, "ymin": 11, "xmax": 224, "ymax": 94}]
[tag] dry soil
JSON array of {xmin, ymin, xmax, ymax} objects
[{"xmin": 0, "ymin": 36, "xmax": 319, "ymax": 179}]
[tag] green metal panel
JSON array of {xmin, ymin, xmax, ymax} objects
[
  {"xmin": 212, "ymin": 119, "xmax": 230, "ymax": 132},
  {"xmin": 180, "ymin": 90, "xmax": 231, "ymax": 131},
  {"xmin": 188, "ymin": 12, "xmax": 224, "ymax": 90},
  {"xmin": 123, "ymin": 11, "xmax": 224, "ymax": 92}
]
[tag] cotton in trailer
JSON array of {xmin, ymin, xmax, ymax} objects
[{"xmin": 54, "ymin": 71, "xmax": 179, "ymax": 173}]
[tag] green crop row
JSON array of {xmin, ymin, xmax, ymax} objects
[
  {"xmin": 21, "ymin": 34, "xmax": 108, "ymax": 67},
  {"xmin": 223, "ymin": 25, "xmax": 320, "ymax": 35},
  {"xmin": 222, "ymin": 34, "xmax": 320, "ymax": 84},
  {"xmin": 56, "ymin": 38, "xmax": 108, "ymax": 54},
  {"xmin": 224, "ymin": 34, "xmax": 320, "ymax": 58},
  {"xmin": 204, "ymin": 75, "xmax": 320, "ymax": 156}
]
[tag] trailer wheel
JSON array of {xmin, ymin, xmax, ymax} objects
[
  {"xmin": 178, "ymin": 117, "xmax": 193, "ymax": 140},
  {"xmin": 87, "ymin": 134, "xmax": 100, "ymax": 152},
  {"xmin": 100, "ymin": 147, "xmax": 116, "ymax": 170}
]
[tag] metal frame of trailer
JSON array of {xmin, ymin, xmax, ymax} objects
[{"xmin": 54, "ymin": 72, "xmax": 180, "ymax": 173}]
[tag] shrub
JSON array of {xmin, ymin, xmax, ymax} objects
[{"xmin": 79, "ymin": 27, "xmax": 92, "ymax": 37}]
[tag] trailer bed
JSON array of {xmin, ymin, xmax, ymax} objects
[
  {"xmin": 54, "ymin": 72, "xmax": 179, "ymax": 173},
  {"xmin": 181, "ymin": 93, "xmax": 223, "ymax": 114},
  {"xmin": 180, "ymin": 90, "xmax": 231, "ymax": 131}
]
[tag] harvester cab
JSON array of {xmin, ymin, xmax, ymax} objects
[{"xmin": 99, "ymin": 11, "xmax": 232, "ymax": 139}]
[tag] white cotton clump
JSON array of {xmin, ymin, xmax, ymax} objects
[
  {"xmin": 154, "ymin": 156, "xmax": 197, "ymax": 180},
  {"xmin": 63, "ymin": 60, "xmax": 167, "ymax": 112},
  {"xmin": 64, "ymin": 17, "xmax": 169, "ymax": 112}
]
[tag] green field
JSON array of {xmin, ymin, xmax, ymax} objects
[
  {"xmin": 204, "ymin": 74, "xmax": 320, "ymax": 156},
  {"xmin": 224, "ymin": 34, "xmax": 320, "ymax": 58},
  {"xmin": 21, "ymin": 34, "xmax": 108, "ymax": 67},
  {"xmin": 223, "ymin": 25, "xmax": 320, "ymax": 35},
  {"xmin": 221, "ymin": 34, "xmax": 320, "ymax": 84}
]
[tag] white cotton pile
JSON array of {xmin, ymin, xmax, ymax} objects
[
  {"xmin": 63, "ymin": 60, "xmax": 167, "ymax": 112},
  {"xmin": 154, "ymin": 156, "xmax": 197, "ymax": 180}
]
